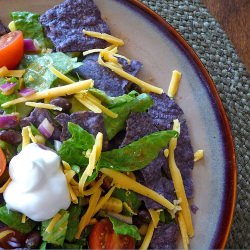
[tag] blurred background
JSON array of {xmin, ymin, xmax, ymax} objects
[{"xmin": 202, "ymin": 0, "xmax": 250, "ymax": 72}]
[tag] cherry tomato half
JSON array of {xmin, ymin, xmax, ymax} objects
[
  {"xmin": 0, "ymin": 148, "xmax": 6, "ymax": 178},
  {"xmin": 89, "ymin": 218, "xmax": 135, "ymax": 250},
  {"xmin": 0, "ymin": 31, "xmax": 24, "ymax": 69}
]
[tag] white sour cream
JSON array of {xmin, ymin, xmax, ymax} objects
[{"xmin": 3, "ymin": 143, "xmax": 71, "ymax": 221}]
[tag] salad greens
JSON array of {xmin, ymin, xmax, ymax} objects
[
  {"xmin": 99, "ymin": 130, "xmax": 178, "ymax": 171},
  {"xmin": 10, "ymin": 12, "xmax": 52, "ymax": 48},
  {"xmin": 24, "ymin": 52, "xmax": 82, "ymax": 91},
  {"xmin": 0, "ymin": 205, "xmax": 37, "ymax": 233}
]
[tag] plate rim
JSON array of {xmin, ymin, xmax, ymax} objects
[{"xmin": 125, "ymin": 0, "xmax": 237, "ymax": 248}]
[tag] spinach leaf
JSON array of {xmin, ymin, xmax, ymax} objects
[
  {"xmin": 58, "ymin": 122, "xmax": 95, "ymax": 166},
  {"xmin": 10, "ymin": 12, "xmax": 52, "ymax": 48},
  {"xmin": 112, "ymin": 188, "xmax": 141, "ymax": 216},
  {"xmin": 0, "ymin": 206, "xmax": 37, "ymax": 233},
  {"xmin": 99, "ymin": 130, "xmax": 178, "ymax": 171},
  {"xmin": 24, "ymin": 52, "xmax": 82, "ymax": 91},
  {"xmin": 41, "ymin": 210, "xmax": 69, "ymax": 246},
  {"xmin": 65, "ymin": 205, "xmax": 82, "ymax": 242},
  {"xmin": 88, "ymin": 89, "xmax": 137, "ymax": 108},
  {"xmin": 104, "ymin": 93, "xmax": 153, "ymax": 140},
  {"xmin": 108, "ymin": 216, "xmax": 141, "ymax": 240}
]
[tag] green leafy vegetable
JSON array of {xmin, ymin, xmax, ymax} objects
[
  {"xmin": 99, "ymin": 130, "xmax": 178, "ymax": 171},
  {"xmin": 19, "ymin": 54, "xmax": 41, "ymax": 69},
  {"xmin": 39, "ymin": 242, "xmax": 47, "ymax": 250},
  {"xmin": 104, "ymin": 93, "xmax": 153, "ymax": 140},
  {"xmin": 112, "ymin": 188, "xmax": 141, "ymax": 216},
  {"xmin": 88, "ymin": 89, "xmax": 138, "ymax": 108},
  {"xmin": 24, "ymin": 52, "xmax": 82, "ymax": 91},
  {"xmin": 65, "ymin": 205, "xmax": 82, "ymax": 242},
  {"xmin": 10, "ymin": 11, "xmax": 52, "ymax": 48},
  {"xmin": 41, "ymin": 210, "xmax": 69, "ymax": 246},
  {"xmin": 0, "ymin": 206, "xmax": 37, "ymax": 233},
  {"xmin": 108, "ymin": 216, "xmax": 141, "ymax": 240},
  {"xmin": 58, "ymin": 122, "xmax": 95, "ymax": 166}
]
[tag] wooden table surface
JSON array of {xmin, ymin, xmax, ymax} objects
[{"xmin": 202, "ymin": 0, "xmax": 250, "ymax": 72}]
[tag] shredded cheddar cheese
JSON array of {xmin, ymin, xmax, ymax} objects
[
  {"xmin": 166, "ymin": 119, "xmax": 194, "ymax": 240},
  {"xmin": 76, "ymin": 188, "xmax": 102, "ymax": 239},
  {"xmin": 0, "ymin": 178, "xmax": 11, "ymax": 193},
  {"xmin": 48, "ymin": 65, "xmax": 74, "ymax": 84},
  {"xmin": 27, "ymin": 126, "xmax": 38, "ymax": 143},
  {"xmin": 78, "ymin": 132, "xmax": 103, "ymax": 194},
  {"xmin": 81, "ymin": 175, "xmax": 105, "ymax": 196},
  {"xmin": 25, "ymin": 102, "xmax": 62, "ymax": 111},
  {"xmin": 45, "ymin": 213, "xmax": 62, "ymax": 233},
  {"xmin": 178, "ymin": 212, "xmax": 189, "ymax": 250},
  {"xmin": 194, "ymin": 149, "xmax": 204, "ymax": 162},
  {"xmin": 2, "ymin": 79, "xmax": 94, "ymax": 108},
  {"xmin": 100, "ymin": 168, "xmax": 175, "ymax": 211},
  {"xmin": 83, "ymin": 29, "xmax": 124, "ymax": 46},
  {"xmin": 98, "ymin": 55, "xmax": 163, "ymax": 94},
  {"xmin": 167, "ymin": 70, "xmax": 182, "ymax": 98},
  {"xmin": 22, "ymin": 126, "xmax": 30, "ymax": 148}
]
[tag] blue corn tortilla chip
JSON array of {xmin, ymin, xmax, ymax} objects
[
  {"xmin": 150, "ymin": 222, "xmax": 179, "ymax": 249},
  {"xmin": 148, "ymin": 93, "xmax": 194, "ymax": 198},
  {"xmin": 73, "ymin": 53, "xmax": 142, "ymax": 97},
  {"xmin": 39, "ymin": 0, "xmax": 110, "ymax": 52},
  {"xmin": 55, "ymin": 111, "xmax": 109, "ymax": 150}
]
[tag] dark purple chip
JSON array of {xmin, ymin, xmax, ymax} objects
[
  {"xmin": 0, "ymin": 130, "xmax": 22, "ymax": 145},
  {"xmin": 120, "ymin": 112, "xmax": 158, "ymax": 147},
  {"xmin": 39, "ymin": 0, "xmax": 110, "ymax": 52},
  {"xmin": 148, "ymin": 93, "xmax": 194, "ymax": 198},
  {"xmin": 55, "ymin": 111, "xmax": 109, "ymax": 150},
  {"xmin": 73, "ymin": 53, "xmax": 142, "ymax": 97},
  {"xmin": 19, "ymin": 108, "xmax": 61, "ymax": 140},
  {"xmin": 0, "ymin": 20, "xmax": 9, "ymax": 36},
  {"xmin": 150, "ymin": 222, "xmax": 179, "ymax": 249},
  {"xmin": 191, "ymin": 204, "xmax": 199, "ymax": 214}
]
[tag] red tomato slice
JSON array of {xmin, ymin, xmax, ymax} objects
[
  {"xmin": 0, "ymin": 31, "xmax": 24, "ymax": 69},
  {"xmin": 0, "ymin": 148, "xmax": 6, "ymax": 177},
  {"xmin": 89, "ymin": 218, "xmax": 135, "ymax": 250}
]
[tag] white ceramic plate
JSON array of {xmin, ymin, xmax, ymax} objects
[{"xmin": 1, "ymin": 0, "xmax": 236, "ymax": 248}]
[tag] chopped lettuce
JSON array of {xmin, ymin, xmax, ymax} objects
[
  {"xmin": 58, "ymin": 122, "xmax": 95, "ymax": 167},
  {"xmin": 0, "ymin": 205, "xmax": 37, "ymax": 234},
  {"xmin": 108, "ymin": 216, "xmax": 141, "ymax": 240},
  {"xmin": 65, "ymin": 205, "xmax": 82, "ymax": 242},
  {"xmin": 41, "ymin": 210, "xmax": 69, "ymax": 246},
  {"xmin": 24, "ymin": 52, "xmax": 82, "ymax": 91},
  {"xmin": 104, "ymin": 93, "xmax": 153, "ymax": 140},
  {"xmin": 99, "ymin": 130, "xmax": 178, "ymax": 171},
  {"xmin": 10, "ymin": 11, "xmax": 52, "ymax": 48}
]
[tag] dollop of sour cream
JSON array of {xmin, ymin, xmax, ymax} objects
[{"xmin": 3, "ymin": 143, "xmax": 71, "ymax": 221}]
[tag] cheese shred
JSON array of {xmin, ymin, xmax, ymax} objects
[
  {"xmin": 2, "ymin": 80, "xmax": 94, "ymax": 108},
  {"xmin": 167, "ymin": 70, "xmax": 182, "ymax": 98},
  {"xmin": 100, "ymin": 168, "xmax": 175, "ymax": 211},
  {"xmin": 0, "ymin": 178, "xmax": 11, "ymax": 193},
  {"xmin": 22, "ymin": 126, "xmax": 30, "ymax": 148},
  {"xmin": 45, "ymin": 213, "xmax": 62, "ymax": 233},
  {"xmin": 76, "ymin": 188, "xmax": 102, "ymax": 239},
  {"xmin": 48, "ymin": 65, "xmax": 74, "ymax": 84},
  {"xmin": 194, "ymin": 149, "xmax": 204, "ymax": 162},
  {"xmin": 25, "ymin": 102, "xmax": 62, "ymax": 111}
]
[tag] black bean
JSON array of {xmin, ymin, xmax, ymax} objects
[
  {"xmin": 25, "ymin": 231, "xmax": 41, "ymax": 249},
  {"xmin": 0, "ymin": 130, "xmax": 22, "ymax": 145},
  {"xmin": 0, "ymin": 227, "xmax": 26, "ymax": 249},
  {"xmin": 50, "ymin": 97, "xmax": 72, "ymax": 113}
]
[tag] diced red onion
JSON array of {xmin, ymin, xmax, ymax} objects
[
  {"xmin": 0, "ymin": 114, "xmax": 19, "ymax": 129},
  {"xmin": 38, "ymin": 118, "xmax": 54, "ymax": 139},
  {"xmin": 24, "ymin": 39, "xmax": 40, "ymax": 52},
  {"xmin": 0, "ymin": 82, "xmax": 16, "ymax": 94},
  {"xmin": 54, "ymin": 140, "xmax": 62, "ymax": 151},
  {"xmin": 19, "ymin": 87, "xmax": 36, "ymax": 97}
]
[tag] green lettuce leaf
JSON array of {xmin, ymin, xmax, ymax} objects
[
  {"xmin": 99, "ymin": 130, "xmax": 178, "ymax": 171},
  {"xmin": 0, "ymin": 206, "xmax": 37, "ymax": 234},
  {"xmin": 10, "ymin": 11, "xmax": 52, "ymax": 48},
  {"xmin": 88, "ymin": 89, "xmax": 138, "ymax": 108},
  {"xmin": 108, "ymin": 216, "xmax": 141, "ymax": 240},
  {"xmin": 104, "ymin": 93, "xmax": 153, "ymax": 140},
  {"xmin": 65, "ymin": 205, "xmax": 82, "ymax": 242},
  {"xmin": 58, "ymin": 122, "xmax": 95, "ymax": 166},
  {"xmin": 24, "ymin": 52, "xmax": 82, "ymax": 91},
  {"xmin": 41, "ymin": 210, "xmax": 69, "ymax": 246}
]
